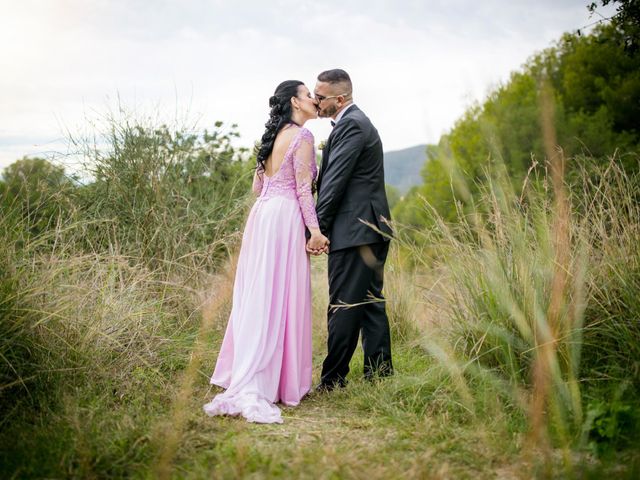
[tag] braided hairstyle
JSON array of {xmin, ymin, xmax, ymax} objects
[{"xmin": 256, "ymin": 80, "xmax": 304, "ymax": 173}]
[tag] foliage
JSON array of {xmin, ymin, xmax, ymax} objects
[
  {"xmin": 586, "ymin": 399, "xmax": 639, "ymax": 455},
  {"xmin": 393, "ymin": 23, "xmax": 640, "ymax": 225},
  {"xmin": 0, "ymin": 114, "xmax": 253, "ymax": 439},
  {"xmin": 0, "ymin": 157, "xmax": 77, "ymax": 238},
  {"xmin": 393, "ymin": 157, "xmax": 640, "ymax": 465},
  {"xmin": 1, "ymin": 13, "xmax": 640, "ymax": 478},
  {"xmin": 589, "ymin": 0, "xmax": 640, "ymax": 53},
  {"xmin": 576, "ymin": 161, "xmax": 640, "ymax": 392},
  {"xmin": 385, "ymin": 184, "xmax": 400, "ymax": 211},
  {"xmin": 70, "ymin": 118, "xmax": 253, "ymax": 270}
]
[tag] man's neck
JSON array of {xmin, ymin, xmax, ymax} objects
[{"xmin": 332, "ymin": 101, "xmax": 354, "ymax": 121}]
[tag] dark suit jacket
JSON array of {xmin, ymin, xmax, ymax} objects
[{"xmin": 315, "ymin": 105, "xmax": 393, "ymax": 252}]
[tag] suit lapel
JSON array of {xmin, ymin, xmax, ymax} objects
[{"xmin": 317, "ymin": 105, "xmax": 360, "ymax": 193}]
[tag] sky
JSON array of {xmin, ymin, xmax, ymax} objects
[{"xmin": 0, "ymin": 0, "xmax": 615, "ymax": 170}]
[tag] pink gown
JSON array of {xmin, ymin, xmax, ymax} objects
[{"xmin": 203, "ymin": 127, "xmax": 318, "ymax": 424}]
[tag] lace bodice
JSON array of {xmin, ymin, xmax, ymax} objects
[{"xmin": 252, "ymin": 127, "xmax": 319, "ymax": 229}]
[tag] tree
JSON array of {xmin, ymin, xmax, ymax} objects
[
  {"xmin": 1, "ymin": 157, "xmax": 76, "ymax": 237},
  {"xmin": 393, "ymin": 22, "xmax": 639, "ymax": 231},
  {"xmin": 589, "ymin": 0, "xmax": 640, "ymax": 53}
]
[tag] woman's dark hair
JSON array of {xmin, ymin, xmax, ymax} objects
[{"xmin": 255, "ymin": 80, "xmax": 304, "ymax": 172}]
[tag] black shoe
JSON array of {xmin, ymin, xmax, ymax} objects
[
  {"xmin": 314, "ymin": 383, "xmax": 332, "ymax": 394},
  {"xmin": 364, "ymin": 366, "xmax": 394, "ymax": 382},
  {"xmin": 314, "ymin": 380, "xmax": 346, "ymax": 393}
]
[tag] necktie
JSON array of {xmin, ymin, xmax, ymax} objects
[{"xmin": 330, "ymin": 120, "xmax": 335, "ymax": 127}]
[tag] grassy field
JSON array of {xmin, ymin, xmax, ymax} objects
[
  {"xmin": 1, "ymin": 117, "xmax": 638, "ymax": 478},
  {"xmin": 0, "ymin": 256, "xmax": 526, "ymax": 479},
  {"xmin": 2, "ymin": 248, "xmax": 638, "ymax": 479}
]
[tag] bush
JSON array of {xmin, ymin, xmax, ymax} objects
[
  {"xmin": 69, "ymin": 116, "xmax": 253, "ymax": 271},
  {"xmin": 397, "ymin": 156, "xmax": 639, "ymax": 453},
  {"xmin": 0, "ymin": 112, "xmax": 252, "ymax": 475}
]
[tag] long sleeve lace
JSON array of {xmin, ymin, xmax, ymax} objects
[
  {"xmin": 252, "ymin": 169, "xmax": 263, "ymax": 196},
  {"xmin": 292, "ymin": 130, "xmax": 319, "ymax": 229}
]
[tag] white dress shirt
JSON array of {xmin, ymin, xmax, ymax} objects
[{"xmin": 333, "ymin": 103, "xmax": 356, "ymax": 126}]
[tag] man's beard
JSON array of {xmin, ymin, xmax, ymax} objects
[{"xmin": 318, "ymin": 104, "xmax": 338, "ymax": 118}]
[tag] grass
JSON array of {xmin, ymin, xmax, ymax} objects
[
  {"xmin": 2, "ymin": 250, "xmax": 638, "ymax": 479},
  {"xmin": 152, "ymin": 257, "xmax": 529, "ymax": 479},
  {"xmin": 0, "ymin": 243, "xmax": 510, "ymax": 478},
  {"xmin": 1, "ymin": 111, "xmax": 639, "ymax": 478}
]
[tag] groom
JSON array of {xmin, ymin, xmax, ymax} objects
[{"xmin": 310, "ymin": 68, "xmax": 394, "ymax": 390}]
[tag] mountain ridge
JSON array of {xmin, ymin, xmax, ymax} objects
[{"xmin": 383, "ymin": 144, "xmax": 430, "ymax": 194}]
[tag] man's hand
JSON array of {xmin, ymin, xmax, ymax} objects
[
  {"xmin": 306, "ymin": 229, "xmax": 330, "ymax": 255},
  {"xmin": 306, "ymin": 242, "xmax": 329, "ymax": 255}
]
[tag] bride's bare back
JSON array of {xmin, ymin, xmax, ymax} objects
[{"xmin": 263, "ymin": 125, "xmax": 300, "ymax": 177}]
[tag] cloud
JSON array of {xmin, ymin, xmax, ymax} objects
[{"xmin": 0, "ymin": 0, "xmax": 616, "ymax": 167}]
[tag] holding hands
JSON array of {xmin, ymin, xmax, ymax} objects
[{"xmin": 306, "ymin": 228, "xmax": 330, "ymax": 256}]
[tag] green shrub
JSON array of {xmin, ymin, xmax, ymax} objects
[{"xmin": 69, "ymin": 116, "xmax": 253, "ymax": 270}]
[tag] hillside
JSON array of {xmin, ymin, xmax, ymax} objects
[{"xmin": 383, "ymin": 144, "xmax": 430, "ymax": 194}]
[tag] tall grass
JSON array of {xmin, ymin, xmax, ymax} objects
[
  {"xmin": 393, "ymin": 142, "xmax": 639, "ymax": 469},
  {"xmin": 68, "ymin": 110, "xmax": 252, "ymax": 271},
  {"xmin": 0, "ymin": 111, "xmax": 252, "ymax": 477},
  {"xmin": 576, "ymin": 160, "xmax": 640, "ymax": 388},
  {"xmin": 1, "ymin": 101, "xmax": 638, "ymax": 477}
]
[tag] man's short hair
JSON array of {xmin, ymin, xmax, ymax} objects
[{"xmin": 317, "ymin": 69, "xmax": 352, "ymax": 93}]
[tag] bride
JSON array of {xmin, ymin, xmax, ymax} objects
[{"xmin": 203, "ymin": 80, "xmax": 328, "ymax": 424}]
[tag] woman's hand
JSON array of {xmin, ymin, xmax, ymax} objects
[{"xmin": 306, "ymin": 229, "xmax": 329, "ymax": 255}]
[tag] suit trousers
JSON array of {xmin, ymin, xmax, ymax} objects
[{"xmin": 320, "ymin": 241, "xmax": 394, "ymax": 387}]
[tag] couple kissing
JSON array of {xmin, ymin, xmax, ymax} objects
[{"xmin": 203, "ymin": 69, "xmax": 394, "ymax": 424}]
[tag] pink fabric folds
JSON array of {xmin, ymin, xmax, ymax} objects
[{"xmin": 203, "ymin": 127, "xmax": 317, "ymax": 424}]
